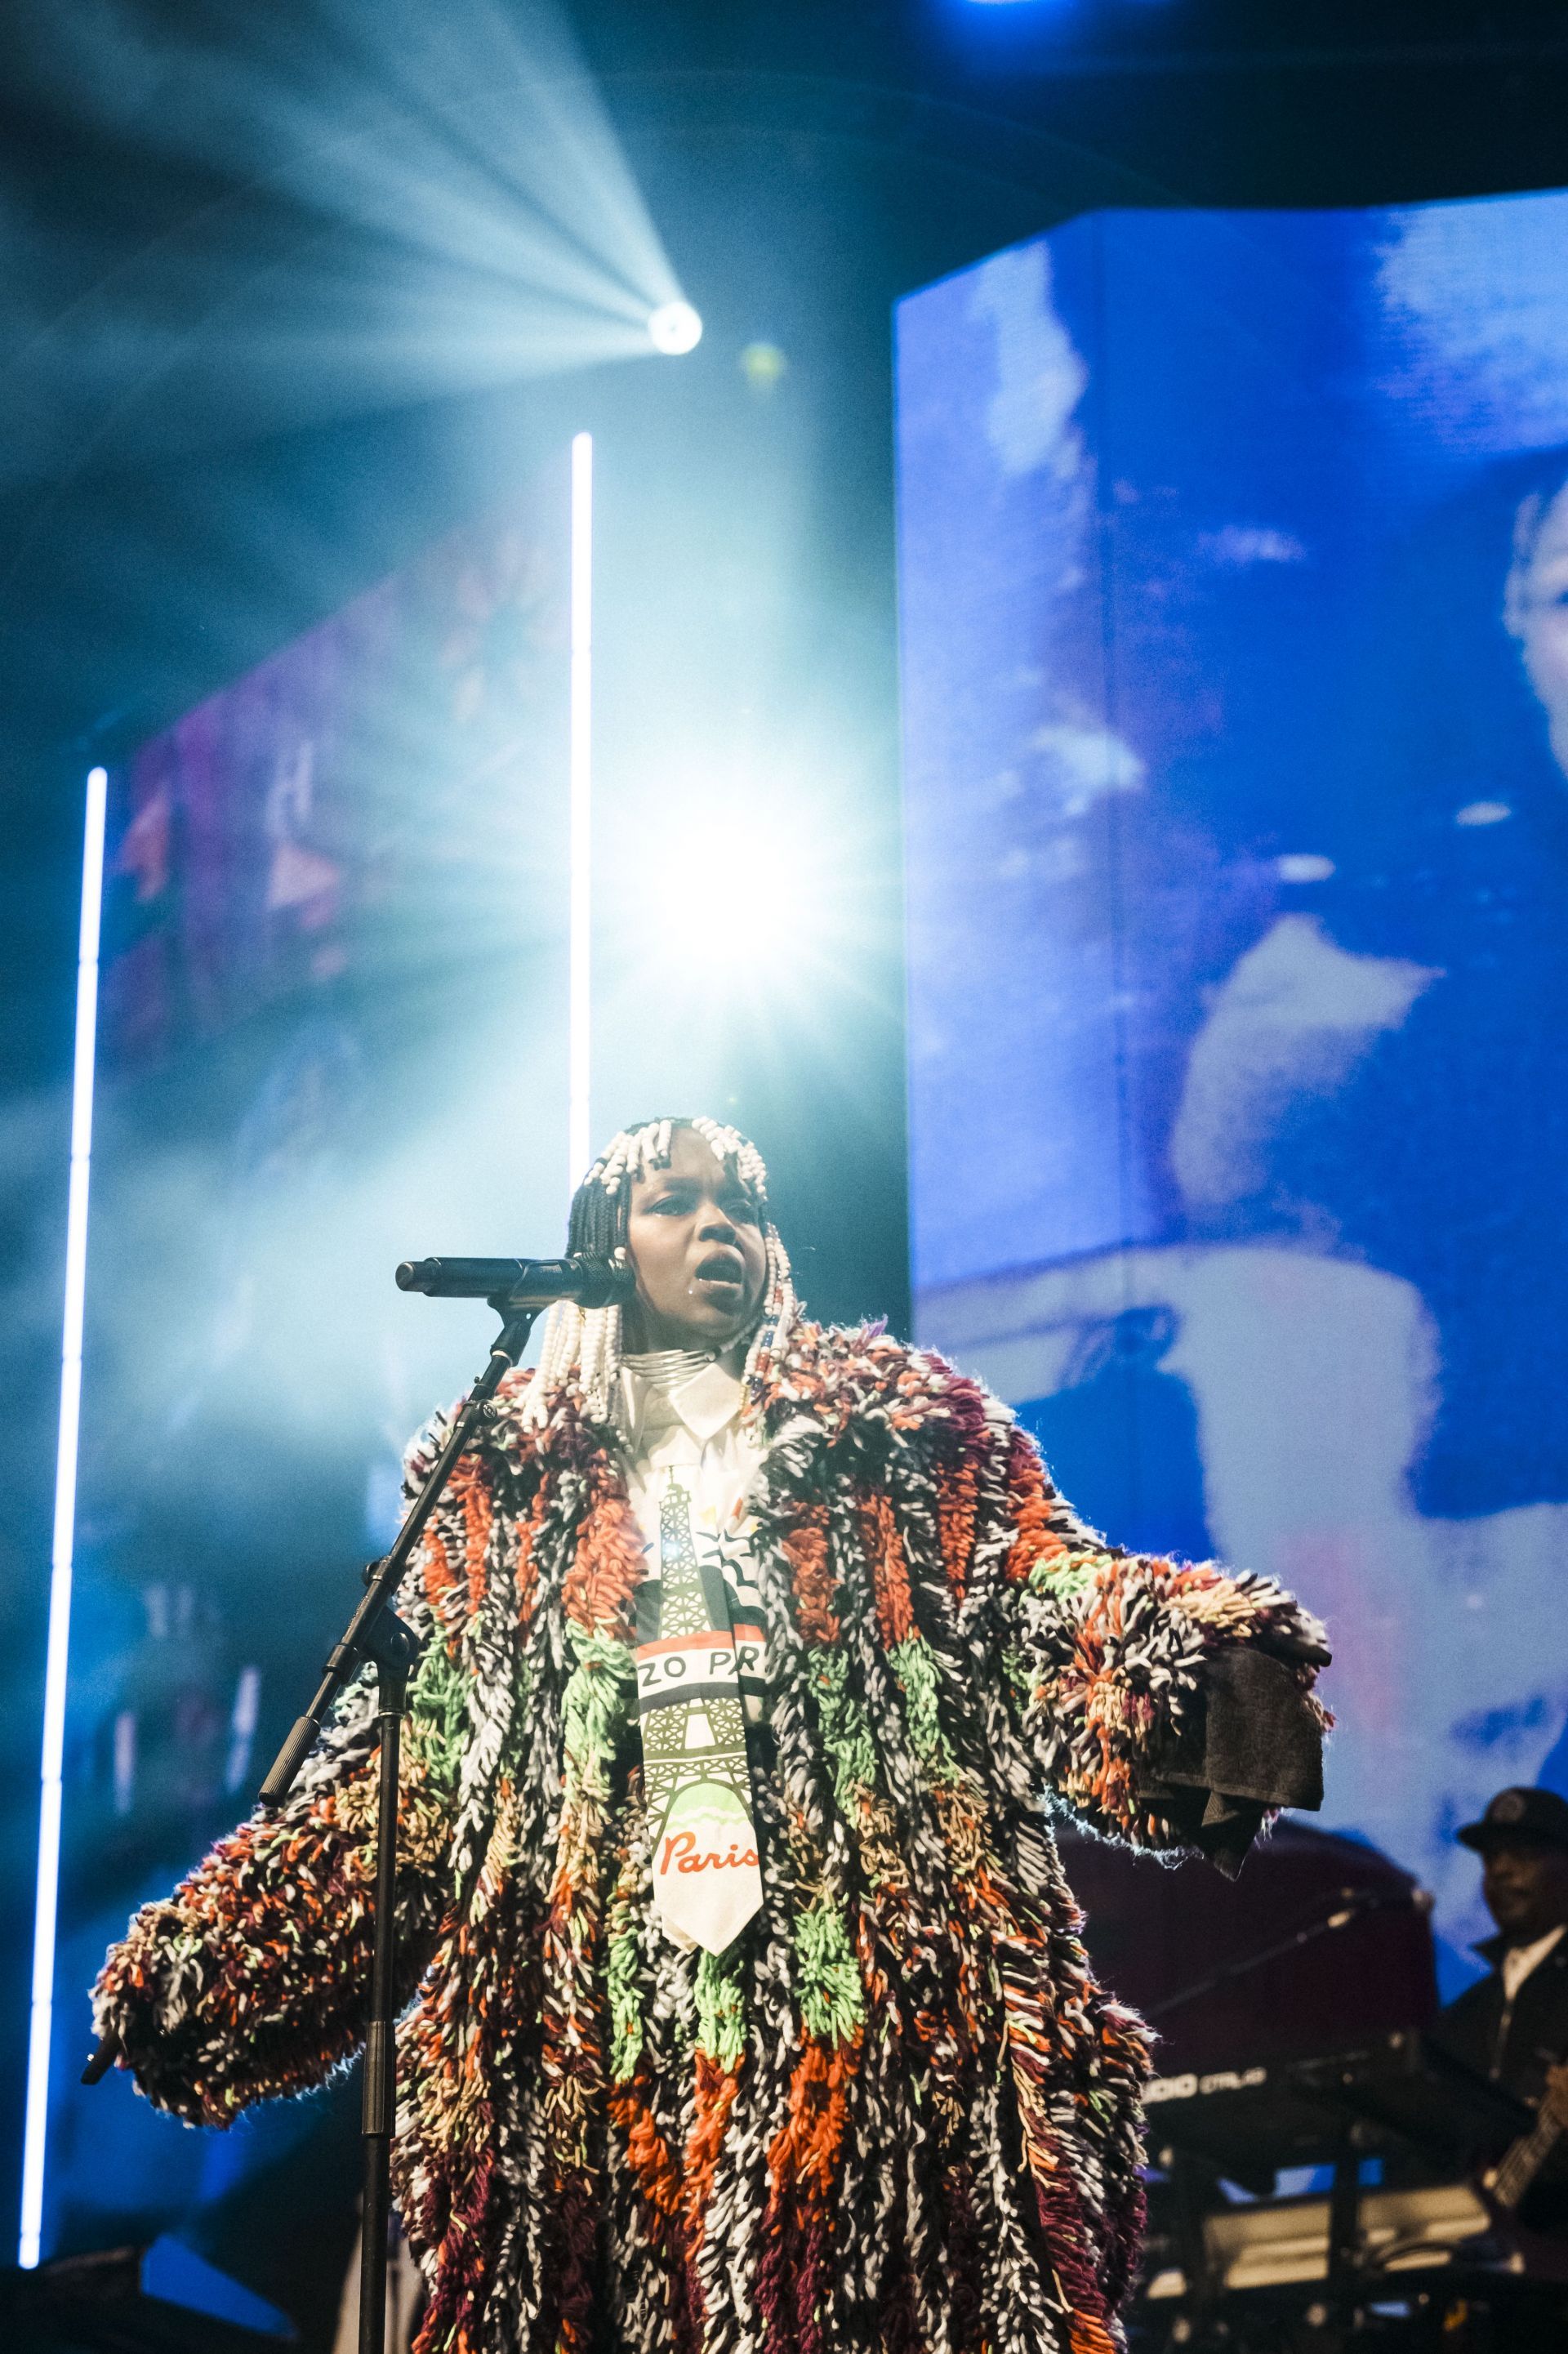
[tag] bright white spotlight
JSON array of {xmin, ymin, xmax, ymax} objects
[
  {"xmin": 638, "ymin": 800, "xmax": 834, "ymax": 973},
  {"xmin": 648, "ymin": 300, "xmax": 702, "ymax": 356}
]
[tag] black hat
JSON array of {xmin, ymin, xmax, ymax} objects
[{"xmin": 1458, "ymin": 1786, "xmax": 1568, "ymax": 1853}]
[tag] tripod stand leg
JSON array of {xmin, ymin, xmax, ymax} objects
[{"xmin": 1323, "ymin": 2130, "xmax": 1365, "ymax": 2347}]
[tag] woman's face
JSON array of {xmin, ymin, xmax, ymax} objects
[
  {"xmin": 1506, "ymin": 479, "xmax": 1568, "ymax": 778},
  {"xmin": 621, "ymin": 1127, "xmax": 768, "ymax": 1355}
]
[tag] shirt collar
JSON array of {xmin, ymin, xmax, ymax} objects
[
  {"xmin": 1476, "ymin": 1921, "xmax": 1568, "ymax": 1976},
  {"xmin": 1507, "ymin": 1923, "xmax": 1566, "ymax": 1977},
  {"xmin": 621, "ymin": 1352, "xmax": 746, "ymax": 1450}
]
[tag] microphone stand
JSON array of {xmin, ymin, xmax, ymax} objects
[
  {"xmin": 1143, "ymin": 1881, "xmax": 1430, "ymax": 2354},
  {"xmin": 265, "ymin": 1300, "xmax": 539, "ymax": 2354},
  {"xmin": 85, "ymin": 1300, "xmax": 539, "ymax": 2354},
  {"xmin": 1143, "ymin": 1883, "xmax": 1428, "ymax": 2022}
]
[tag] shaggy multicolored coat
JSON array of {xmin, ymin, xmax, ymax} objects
[{"xmin": 96, "ymin": 1322, "xmax": 1327, "ymax": 2354}]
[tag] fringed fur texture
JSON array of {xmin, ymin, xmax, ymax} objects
[{"xmin": 96, "ymin": 1320, "xmax": 1329, "ymax": 2354}]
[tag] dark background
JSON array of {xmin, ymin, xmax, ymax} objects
[{"xmin": 2, "ymin": 0, "xmax": 1566, "ymax": 2286}]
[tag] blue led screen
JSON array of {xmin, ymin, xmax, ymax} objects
[{"xmin": 897, "ymin": 191, "xmax": 1568, "ymax": 1996}]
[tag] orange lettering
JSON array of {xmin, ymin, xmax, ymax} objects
[{"xmin": 658, "ymin": 1829, "xmax": 760, "ymax": 1876}]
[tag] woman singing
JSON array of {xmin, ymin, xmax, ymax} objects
[{"xmin": 96, "ymin": 1115, "xmax": 1328, "ymax": 2354}]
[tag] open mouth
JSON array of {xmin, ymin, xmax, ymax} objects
[{"xmin": 694, "ymin": 1251, "xmax": 745, "ymax": 1288}]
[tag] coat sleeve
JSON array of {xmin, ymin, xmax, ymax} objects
[
  {"xmin": 91, "ymin": 1637, "xmax": 461, "ymax": 2125},
  {"xmin": 976, "ymin": 1411, "xmax": 1330, "ymax": 1866},
  {"xmin": 91, "ymin": 1412, "xmax": 478, "ymax": 2127}
]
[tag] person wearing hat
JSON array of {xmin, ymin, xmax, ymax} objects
[{"xmin": 1435, "ymin": 1786, "xmax": 1568, "ymax": 2114}]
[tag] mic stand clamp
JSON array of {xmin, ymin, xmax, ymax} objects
[{"xmin": 87, "ymin": 1300, "xmax": 539, "ymax": 2354}]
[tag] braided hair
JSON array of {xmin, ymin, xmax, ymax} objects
[{"xmin": 524, "ymin": 1115, "xmax": 797, "ymax": 1429}]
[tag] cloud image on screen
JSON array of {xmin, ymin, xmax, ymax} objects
[{"xmin": 897, "ymin": 189, "xmax": 1568, "ymax": 1997}]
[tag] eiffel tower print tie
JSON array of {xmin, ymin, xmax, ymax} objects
[{"xmin": 635, "ymin": 1470, "xmax": 764, "ymax": 1954}]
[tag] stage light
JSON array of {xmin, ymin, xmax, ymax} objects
[
  {"xmin": 628, "ymin": 792, "xmax": 845, "ymax": 978},
  {"xmin": 9, "ymin": 0, "xmax": 701, "ymax": 478},
  {"xmin": 20, "ymin": 765, "xmax": 108, "ymax": 2270},
  {"xmin": 648, "ymin": 300, "xmax": 702, "ymax": 356}
]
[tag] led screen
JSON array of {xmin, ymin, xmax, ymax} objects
[
  {"xmin": 898, "ymin": 190, "xmax": 1568, "ymax": 1999},
  {"xmin": 42, "ymin": 461, "xmax": 571, "ymax": 2316}
]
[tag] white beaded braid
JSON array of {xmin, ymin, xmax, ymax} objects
[{"xmin": 523, "ymin": 1116, "xmax": 796, "ymax": 1430}]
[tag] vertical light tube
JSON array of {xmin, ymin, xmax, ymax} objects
[
  {"xmin": 568, "ymin": 432, "xmax": 593, "ymax": 1193},
  {"xmin": 20, "ymin": 765, "xmax": 109, "ymax": 2269}
]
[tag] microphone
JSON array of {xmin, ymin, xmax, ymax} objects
[{"xmin": 394, "ymin": 1254, "xmax": 634, "ymax": 1311}]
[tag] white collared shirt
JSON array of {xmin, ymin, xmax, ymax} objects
[
  {"xmin": 1501, "ymin": 1923, "xmax": 1566, "ymax": 2004},
  {"xmin": 621, "ymin": 1351, "xmax": 768, "ymax": 1725}
]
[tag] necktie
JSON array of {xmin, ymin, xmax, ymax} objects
[{"xmin": 636, "ymin": 1469, "xmax": 764, "ymax": 1954}]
